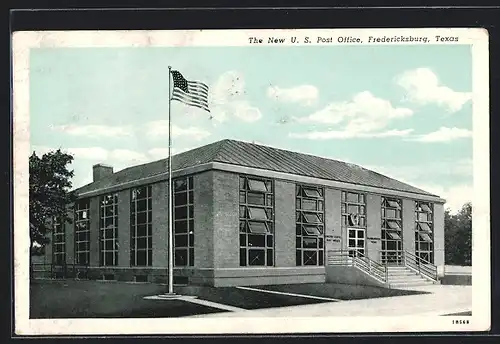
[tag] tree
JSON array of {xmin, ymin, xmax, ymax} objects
[
  {"xmin": 444, "ymin": 202, "xmax": 472, "ymax": 266},
  {"xmin": 29, "ymin": 149, "xmax": 76, "ymax": 261}
]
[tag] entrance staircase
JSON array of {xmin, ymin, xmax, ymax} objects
[
  {"xmin": 386, "ymin": 266, "xmax": 436, "ymax": 288},
  {"xmin": 327, "ymin": 249, "xmax": 439, "ymax": 289}
]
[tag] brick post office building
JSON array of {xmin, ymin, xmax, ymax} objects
[{"xmin": 44, "ymin": 139, "xmax": 446, "ymax": 287}]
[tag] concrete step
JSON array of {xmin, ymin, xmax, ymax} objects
[
  {"xmin": 387, "ymin": 269, "xmax": 411, "ymax": 272},
  {"xmin": 389, "ymin": 279, "xmax": 430, "ymax": 285},
  {"xmin": 388, "ymin": 275, "xmax": 423, "ymax": 281},
  {"xmin": 387, "ymin": 272, "xmax": 420, "ymax": 277},
  {"xmin": 389, "ymin": 280, "xmax": 435, "ymax": 288}
]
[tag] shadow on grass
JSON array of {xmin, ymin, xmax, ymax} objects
[
  {"xmin": 30, "ymin": 279, "xmax": 430, "ymax": 319},
  {"xmin": 30, "ymin": 279, "xmax": 226, "ymax": 318},
  {"xmin": 177, "ymin": 285, "xmax": 332, "ymax": 310},
  {"xmin": 442, "ymin": 311, "xmax": 472, "ymax": 316},
  {"xmin": 255, "ymin": 283, "xmax": 429, "ymax": 300}
]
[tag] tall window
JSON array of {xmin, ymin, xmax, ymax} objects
[
  {"xmin": 296, "ymin": 185, "xmax": 325, "ymax": 266},
  {"xmin": 74, "ymin": 199, "xmax": 90, "ymax": 265},
  {"xmin": 342, "ymin": 191, "xmax": 367, "ymax": 257},
  {"xmin": 131, "ymin": 186, "xmax": 152, "ymax": 266},
  {"xmin": 99, "ymin": 193, "xmax": 118, "ymax": 266},
  {"xmin": 173, "ymin": 176, "xmax": 194, "ymax": 267},
  {"xmin": 381, "ymin": 197, "xmax": 403, "ymax": 265},
  {"xmin": 239, "ymin": 175, "xmax": 274, "ymax": 266},
  {"xmin": 415, "ymin": 201, "xmax": 434, "ymax": 263},
  {"xmin": 52, "ymin": 218, "xmax": 65, "ymax": 265}
]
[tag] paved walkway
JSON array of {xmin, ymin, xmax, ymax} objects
[{"xmin": 184, "ymin": 285, "xmax": 472, "ymax": 318}]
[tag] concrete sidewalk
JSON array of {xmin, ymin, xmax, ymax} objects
[{"xmin": 185, "ymin": 285, "xmax": 472, "ymax": 318}]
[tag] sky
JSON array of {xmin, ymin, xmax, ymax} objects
[{"xmin": 29, "ymin": 45, "xmax": 473, "ymax": 213}]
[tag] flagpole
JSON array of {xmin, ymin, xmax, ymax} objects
[{"xmin": 167, "ymin": 65, "xmax": 174, "ymax": 295}]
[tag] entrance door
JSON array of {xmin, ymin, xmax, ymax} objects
[{"xmin": 347, "ymin": 227, "xmax": 365, "ymax": 258}]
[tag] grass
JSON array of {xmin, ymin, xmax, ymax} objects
[
  {"xmin": 30, "ymin": 279, "xmax": 226, "ymax": 318},
  {"xmin": 30, "ymin": 279, "xmax": 428, "ymax": 318},
  {"xmin": 177, "ymin": 285, "xmax": 331, "ymax": 310},
  {"xmin": 257, "ymin": 283, "xmax": 427, "ymax": 300},
  {"xmin": 442, "ymin": 311, "xmax": 472, "ymax": 316}
]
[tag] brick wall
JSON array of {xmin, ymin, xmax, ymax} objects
[
  {"xmin": 274, "ymin": 180, "xmax": 295, "ymax": 267},
  {"xmin": 117, "ymin": 189, "xmax": 131, "ymax": 267},
  {"xmin": 212, "ymin": 171, "xmax": 239, "ymax": 268},
  {"xmin": 89, "ymin": 197, "xmax": 100, "ymax": 267},
  {"xmin": 325, "ymin": 188, "xmax": 342, "ymax": 253},
  {"xmin": 433, "ymin": 203, "xmax": 445, "ymax": 276},
  {"xmin": 402, "ymin": 198, "xmax": 416, "ymax": 255},
  {"xmin": 152, "ymin": 181, "xmax": 168, "ymax": 268},
  {"xmin": 194, "ymin": 171, "xmax": 214, "ymax": 268},
  {"xmin": 366, "ymin": 194, "xmax": 381, "ymax": 262}
]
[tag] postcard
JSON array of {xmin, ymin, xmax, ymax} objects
[{"xmin": 12, "ymin": 28, "xmax": 490, "ymax": 335}]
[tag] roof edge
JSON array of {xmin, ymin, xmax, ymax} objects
[{"xmin": 75, "ymin": 161, "xmax": 446, "ymax": 204}]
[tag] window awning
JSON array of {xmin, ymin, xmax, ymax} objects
[
  {"xmin": 303, "ymin": 225, "xmax": 322, "ymax": 236},
  {"xmin": 418, "ymin": 222, "xmax": 432, "ymax": 232},
  {"xmin": 248, "ymin": 221, "xmax": 268, "ymax": 234},
  {"xmin": 419, "ymin": 232, "xmax": 433, "ymax": 242},
  {"xmin": 303, "ymin": 213, "xmax": 321, "ymax": 224},
  {"xmin": 387, "ymin": 220, "xmax": 401, "ymax": 231},
  {"xmin": 420, "ymin": 203, "xmax": 432, "ymax": 213},
  {"xmin": 387, "ymin": 200, "xmax": 401, "ymax": 209},
  {"xmin": 248, "ymin": 207, "xmax": 269, "ymax": 220},
  {"xmin": 386, "ymin": 231, "xmax": 401, "ymax": 240},
  {"xmin": 248, "ymin": 179, "xmax": 267, "ymax": 192},
  {"xmin": 303, "ymin": 188, "xmax": 321, "ymax": 198}
]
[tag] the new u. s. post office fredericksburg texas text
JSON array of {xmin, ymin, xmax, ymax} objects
[{"xmin": 42, "ymin": 139, "xmax": 445, "ymax": 288}]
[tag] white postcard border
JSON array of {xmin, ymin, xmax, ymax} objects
[{"xmin": 12, "ymin": 28, "xmax": 490, "ymax": 335}]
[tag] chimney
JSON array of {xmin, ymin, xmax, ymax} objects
[{"xmin": 92, "ymin": 164, "xmax": 113, "ymax": 182}]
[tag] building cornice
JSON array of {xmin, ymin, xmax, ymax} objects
[{"xmin": 75, "ymin": 161, "xmax": 446, "ymax": 203}]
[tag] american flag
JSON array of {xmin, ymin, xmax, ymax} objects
[{"xmin": 171, "ymin": 70, "xmax": 210, "ymax": 112}]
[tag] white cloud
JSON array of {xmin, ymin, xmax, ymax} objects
[
  {"xmin": 173, "ymin": 125, "xmax": 211, "ymax": 140},
  {"xmin": 66, "ymin": 147, "xmax": 109, "ymax": 160},
  {"xmin": 289, "ymin": 128, "xmax": 413, "ymax": 140},
  {"xmin": 31, "ymin": 145, "xmax": 57, "ymax": 156},
  {"xmin": 267, "ymin": 85, "xmax": 319, "ymax": 106},
  {"xmin": 209, "ymin": 71, "xmax": 262, "ymax": 123},
  {"xmin": 395, "ymin": 67, "xmax": 472, "ymax": 112},
  {"xmin": 411, "ymin": 183, "xmax": 473, "ymax": 213},
  {"xmin": 109, "ymin": 149, "xmax": 148, "ymax": 163},
  {"xmin": 366, "ymin": 159, "xmax": 472, "ymax": 181},
  {"xmin": 147, "ymin": 146, "xmax": 195, "ymax": 159},
  {"xmin": 145, "ymin": 121, "xmax": 211, "ymax": 141},
  {"xmin": 363, "ymin": 160, "xmax": 473, "ymax": 213},
  {"xmin": 291, "ymin": 91, "xmax": 413, "ymax": 139},
  {"xmin": 40, "ymin": 146, "xmax": 151, "ymax": 165},
  {"xmin": 50, "ymin": 124, "xmax": 133, "ymax": 138},
  {"xmin": 147, "ymin": 148, "xmax": 171, "ymax": 160},
  {"xmin": 71, "ymin": 168, "xmax": 94, "ymax": 189},
  {"xmin": 410, "ymin": 127, "xmax": 472, "ymax": 143}
]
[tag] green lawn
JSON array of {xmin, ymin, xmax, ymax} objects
[
  {"xmin": 257, "ymin": 283, "xmax": 426, "ymax": 300},
  {"xmin": 176, "ymin": 285, "xmax": 331, "ymax": 309},
  {"xmin": 30, "ymin": 279, "xmax": 226, "ymax": 318},
  {"xmin": 442, "ymin": 311, "xmax": 472, "ymax": 316},
  {"xmin": 30, "ymin": 279, "xmax": 428, "ymax": 318}
]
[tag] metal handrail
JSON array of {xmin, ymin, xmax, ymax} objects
[
  {"xmin": 327, "ymin": 249, "xmax": 388, "ymax": 284},
  {"xmin": 402, "ymin": 250, "xmax": 438, "ymax": 281},
  {"xmin": 378, "ymin": 251, "xmax": 404, "ymax": 266},
  {"xmin": 403, "ymin": 249, "xmax": 434, "ymax": 266}
]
